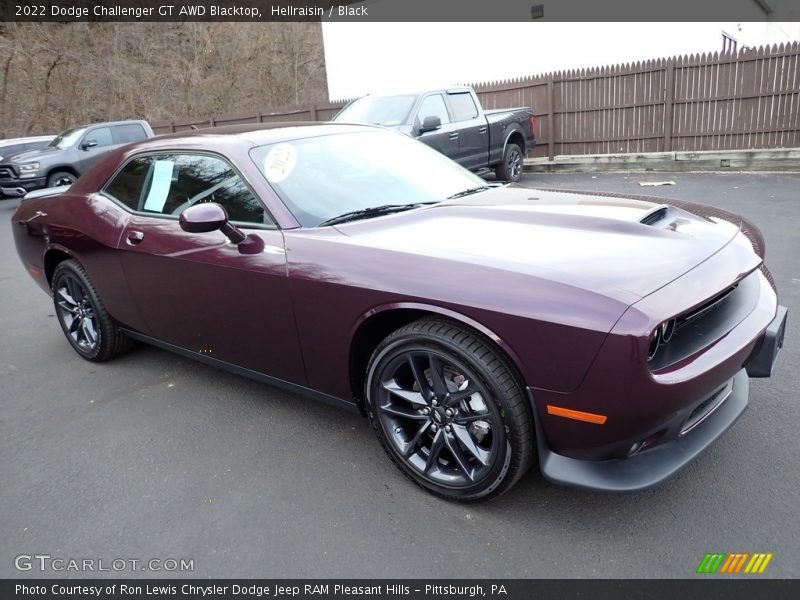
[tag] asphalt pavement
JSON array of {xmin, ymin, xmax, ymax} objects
[{"xmin": 1, "ymin": 171, "xmax": 797, "ymax": 578}]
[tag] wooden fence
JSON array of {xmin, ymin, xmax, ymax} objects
[{"xmin": 152, "ymin": 42, "xmax": 800, "ymax": 160}]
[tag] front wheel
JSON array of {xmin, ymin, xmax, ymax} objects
[
  {"xmin": 494, "ymin": 143, "xmax": 523, "ymax": 182},
  {"xmin": 47, "ymin": 171, "xmax": 77, "ymax": 188},
  {"xmin": 366, "ymin": 318, "xmax": 534, "ymax": 501},
  {"xmin": 52, "ymin": 260, "xmax": 133, "ymax": 362}
]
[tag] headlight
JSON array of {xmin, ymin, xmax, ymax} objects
[
  {"xmin": 17, "ymin": 162, "xmax": 40, "ymax": 178},
  {"xmin": 647, "ymin": 318, "xmax": 677, "ymax": 362},
  {"xmin": 647, "ymin": 330, "xmax": 661, "ymax": 361}
]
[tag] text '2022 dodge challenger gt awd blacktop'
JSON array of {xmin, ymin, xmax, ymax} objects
[{"xmin": 12, "ymin": 123, "xmax": 787, "ymax": 501}]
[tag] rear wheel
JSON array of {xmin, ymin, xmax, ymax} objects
[
  {"xmin": 52, "ymin": 260, "xmax": 133, "ymax": 362},
  {"xmin": 495, "ymin": 143, "xmax": 523, "ymax": 182},
  {"xmin": 366, "ymin": 318, "xmax": 533, "ymax": 501}
]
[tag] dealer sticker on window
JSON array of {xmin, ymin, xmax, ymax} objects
[{"xmin": 264, "ymin": 144, "xmax": 297, "ymax": 183}]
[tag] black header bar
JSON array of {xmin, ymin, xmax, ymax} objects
[
  {"xmin": 1, "ymin": 0, "xmax": 798, "ymax": 22},
  {"xmin": 1, "ymin": 579, "xmax": 798, "ymax": 600}
]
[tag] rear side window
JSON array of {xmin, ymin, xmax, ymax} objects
[
  {"xmin": 103, "ymin": 156, "xmax": 153, "ymax": 211},
  {"xmin": 85, "ymin": 127, "xmax": 114, "ymax": 148},
  {"xmin": 103, "ymin": 153, "xmax": 269, "ymax": 225},
  {"xmin": 115, "ymin": 124, "xmax": 148, "ymax": 144},
  {"xmin": 448, "ymin": 93, "xmax": 479, "ymax": 121},
  {"xmin": 416, "ymin": 94, "xmax": 450, "ymax": 126}
]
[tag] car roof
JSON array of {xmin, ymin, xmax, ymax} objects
[
  {"xmin": 140, "ymin": 122, "xmax": 380, "ymax": 149},
  {"xmin": 70, "ymin": 120, "xmax": 149, "ymax": 129},
  {"xmin": 350, "ymin": 86, "xmax": 473, "ymax": 99},
  {"xmin": 0, "ymin": 135, "xmax": 55, "ymax": 146}
]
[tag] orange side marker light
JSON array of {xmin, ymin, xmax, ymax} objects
[{"xmin": 546, "ymin": 405, "xmax": 608, "ymax": 425}]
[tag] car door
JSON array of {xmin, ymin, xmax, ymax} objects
[
  {"xmin": 413, "ymin": 93, "xmax": 460, "ymax": 162},
  {"xmin": 445, "ymin": 91, "xmax": 489, "ymax": 170},
  {"xmin": 78, "ymin": 126, "xmax": 118, "ymax": 172},
  {"xmin": 104, "ymin": 151, "xmax": 306, "ymax": 385}
]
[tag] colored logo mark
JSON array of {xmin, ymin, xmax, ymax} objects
[{"xmin": 696, "ymin": 552, "xmax": 773, "ymax": 574}]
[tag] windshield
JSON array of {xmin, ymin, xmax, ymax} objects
[
  {"xmin": 333, "ymin": 96, "xmax": 416, "ymax": 126},
  {"xmin": 250, "ymin": 130, "xmax": 485, "ymax": 227},
  {"xmin": 48, "ymin": 127, "xmax": 86, "ymax": 149}
]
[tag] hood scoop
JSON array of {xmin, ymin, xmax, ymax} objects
[{"xmin": 639, "ymin": 205, "xmax": 670, "ymax": 226}]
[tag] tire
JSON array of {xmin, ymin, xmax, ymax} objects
[
  {"xmin": 366, "ymin": 317, "xmax": 534, "ymax": 501},
  {"xmin": 52, "ymin": 259, "xmax": 133, "ymax": 362},
  {"xmin": 47, "ymin": 171, "xmax": 77, "ymax": 188},
  {"xmin": 494, "ymin": 143, "xmax": 523, "ymax": 182}
]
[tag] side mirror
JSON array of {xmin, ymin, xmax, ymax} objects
[
  {"xmin": 180, "ymin": 203, "xmax": 227, "ymax": 233},
  {"xmin": 81, "ymin": 139, "xmax": 98, "ymax": 150},
  {"xmin": 419, "ymin": 116, "xmax": 441, "ymax": 133},
  {"xmin": 180, "ymin": 202, "xmax": 247, "ymax": 245}
]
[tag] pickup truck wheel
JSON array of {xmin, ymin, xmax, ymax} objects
[
  {"xmin": 47, "ymin": 171, "xmax": 77, "ymax": 188},
  {"xmin": 495, "ymin": 143, "xmax": 523, "ymax": 182},
  {"xmin": 52, "ymin": 260, "xmax": 134, "ymax": 362},
  {"xmin": 366, "ymin": 318, "xmax": 534, "ymax": 501}
]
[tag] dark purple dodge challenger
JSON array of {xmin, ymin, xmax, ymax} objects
[{"xmin": 12, "ymin": 124, "xmax": 787, "ymax": 501}]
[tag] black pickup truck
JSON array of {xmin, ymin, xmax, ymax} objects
[{"xmin": 332, "ymin": 86, "xmax": 535, "ymax": 182}]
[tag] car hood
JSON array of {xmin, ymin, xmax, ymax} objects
[
  {"xmin": 333, "ymin": 186, "xmax": 743, "ymax": 302},
  {"xmin": 6, "ymin": 146, "xmax": 61, "ymax": 163}
]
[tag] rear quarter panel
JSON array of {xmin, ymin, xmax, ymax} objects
[
  {"xmin": 11, "ymin": 154, "xmax": 144, "ymax": 331},
  {"xmin": 486, "ymin": 109, "xmax": 534, "ymax": 165}
]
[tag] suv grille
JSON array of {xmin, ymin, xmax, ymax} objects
[{"xmin": 0, "ymin": 165, "xmax": 17, "ymax": 181}]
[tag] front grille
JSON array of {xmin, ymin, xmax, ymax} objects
[
  {"xmin": 0, "ymin": 166, "xmax": 16, "ymax": 181},
  {"xmin": 648, "ymin": 271, "xmax": 760, "ymax": 370},
  {"xmin": 675, "ymin": 284, "xmax": 738, "ymax": 331}
]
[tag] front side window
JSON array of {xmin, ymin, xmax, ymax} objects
[
  {"xmin": 85, "ymin": 127, "xmax": 114, "ymax": 148},
  {"xmin": 448, "ymin": 93, "xmax": 479, "ymax": 121},
  {"xmin": 103, "ymin": 153, "xmax": 268, "ymax": 225},
  {"xmin": 416, "ymin": 94, "xmax": 450, "ymax": 127}
]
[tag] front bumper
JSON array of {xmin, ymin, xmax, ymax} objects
[
  {"xmin": 0, "ymin": 176, "xmax": 46, "ymax": 197},
  {"xmin": 746, "ymin": 305, "xmax": 788, "ymax": 377},
  {"xmin": 530, "ymin": 369, "xmax": 750, "ymax": 492}
]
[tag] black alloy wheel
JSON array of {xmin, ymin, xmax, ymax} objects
[
  {"xmin": 52, "ymin": 260, "xmax": 133, "ymax": 362},
  {"xmin": 367, "ymin": 318, "xmax": 534, "ymax": 501},
  {"xmin": 495, "ymin": 143, "xmax": 523, "ymax": 182},
  {"xmin": 55, "ymin": 272, "xmax": 99, "ymax": 353}
]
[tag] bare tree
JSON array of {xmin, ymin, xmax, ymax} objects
[{"xmin": 0, "ymin": 22, "xmax": 329, "ymax": 138}]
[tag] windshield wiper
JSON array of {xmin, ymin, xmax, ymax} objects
[
  {"xmin": 318, "ymin": 203, "xmax": 436, "ymax": 227},
  {"xmin": 447, "ymin": 185, "xmax": 494, "ymax": 199}
]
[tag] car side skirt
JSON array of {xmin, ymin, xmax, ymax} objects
[
  {"xmin": 120, "ymin": 329, "xmax": 360, "ymax": 414},
  {"xmin": 527, "ymin": 369, "xmax": 749, "ymax": 493}
]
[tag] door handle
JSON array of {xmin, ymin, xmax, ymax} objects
[
  {"xmin": 126, "ymin": 231, "xmax": 144, "ymax": 245},
  {"xmin": 449, "ymin": 132, "xmax": 459, "ymax": 140},
  {"xmin": 478, "ymin": 126, "xmax": 487, "ymax": 134}
]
